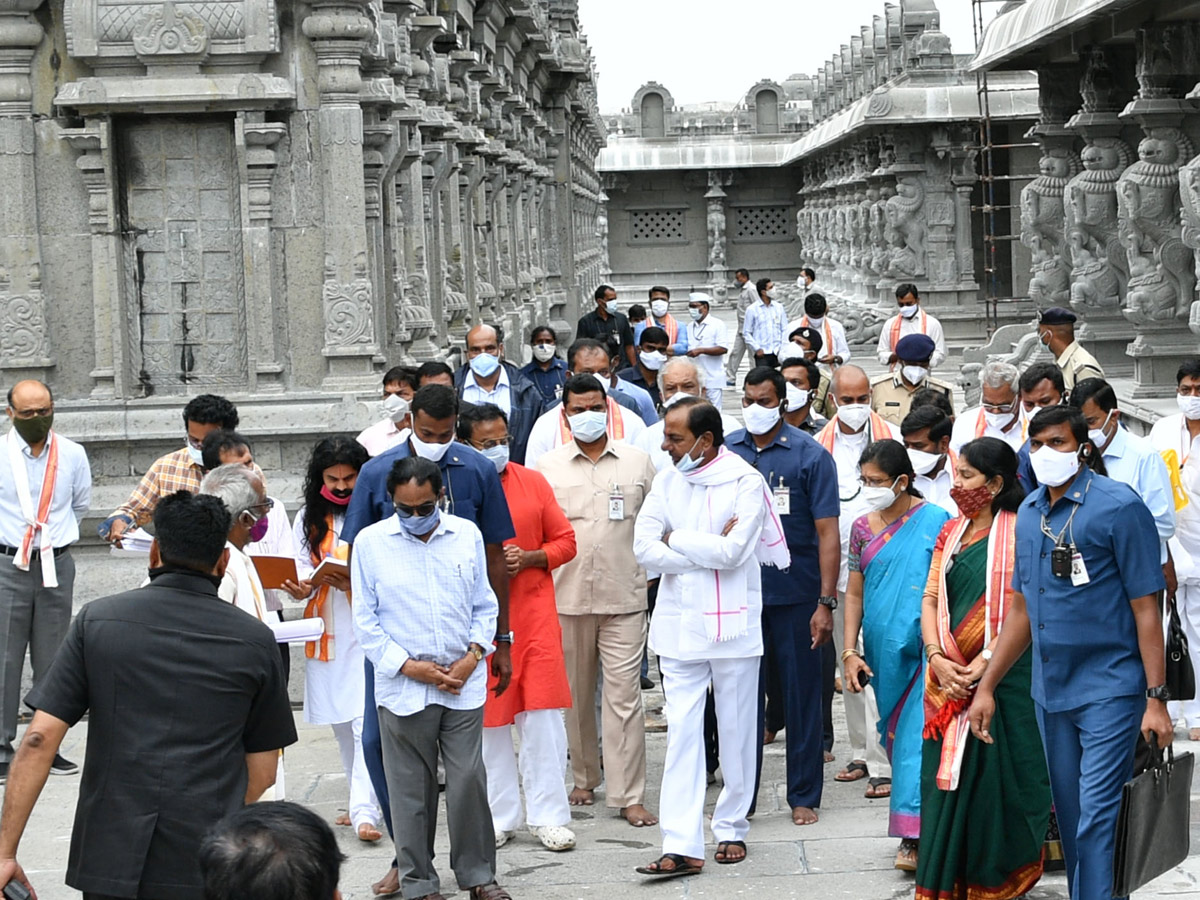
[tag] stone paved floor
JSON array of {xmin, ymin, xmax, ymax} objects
[{"xmin": 11, "ymin": 677, "xmax": 1200, "ymax": 900}]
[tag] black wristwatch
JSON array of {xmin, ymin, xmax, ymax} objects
[
  {"xmin": 495, "ymin": 631, "xmax": 514, "ymax": 644},
  {"xmin": 1146, "ymin": 684, "xmax": 1170, "ymax": 702},
  {"xmin": 817, "ymin": 595, "xmax": 838, "ymax": 610}
]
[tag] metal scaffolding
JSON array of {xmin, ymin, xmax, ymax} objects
[{"xmin": 971, "ymin": 0, "xmax": 1037, "ymax": 334}]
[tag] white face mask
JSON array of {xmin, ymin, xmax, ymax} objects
[
  {"xmin": 381, "ymin": 393, "xmax": 410, "ymax": 423},
  {"xmin": 566, "ymin": 409, "xmax": 608, "ymax": 443},
  {"xmin": 907, "ymin": 448, "xmax": 941, "ymax": 475},
  {"xmin": 742, "ymin": 402, "xmax": 781, "ymax": 435},
  {"xmin": 639, "ymin": 349, "xmax": 667, "ymax": 370},
  {"xmin": 1178, "ymin": 394, "xmax": 1200, "ymax": 421},
  {"xmin": 410, "ymin": 433, "xmax": 452, "ymax": 463},
  {"xmin": 650, "ymin": 299, "xmax": 669, "ymax": 318},
  {"xmin": 837, "ymin": 402, "xmax": 871, "ymax": 432},
  {"xmin": 984, "ymin": 404, "xmax": 1018, "ymax": 430},
  {"xmin": 1029, "ymin": 445, "xmax": 1082, "ymax": 487},
  {"xmin": 688, "ymin": 307, "xmax": 704, "ymax": 322},
  {"xmin": 1087, "ymin": 410, "xmax": 1114, "ymax": 449},
  {"xmin": 806, "ymin": 315, "xmax": 824, "ymax": 327},
  {"xmin": 764, "ymin": 288, "xmax": 777, "ymax": 300},
  {"xmin": 861, "ymin": 479, "xmax": 900, "ymax": 512},
  {"xmin": 532, "ymin": 343, "xmax": 556, "ymax": 363},
  {"xmin": 662, "ymin": 390, "xmax": 694, "ymax": 409},
  {"xmin": 899, "ymin": 304, "xmax": 919, "ymax": 319},
  {"xmin": 605, "ymin": 300, "xmax": 618, "ymax": 315},
  {"xmin": 901, "ymin": 365, "xmax": 928, "ymax": 386},
  {"xmin": 785, "ymin": 383, "xmax": 811, "ymax": 411},
  {"xmin": 778, "ymin": 342, "xmax": 806, "ymax": 364}
]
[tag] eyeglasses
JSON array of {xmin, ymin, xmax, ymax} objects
[
  {"xmin": 982, "ymin": 400, "xmax": 1017, "ymax": 414},
  {"xmin": 186, "ymin": 432, "xmax": 205, "ymax": 450},
  {"xmin": 240, "ymin": 498, "xmax": 274, "ymax": 520},
  {"xmin": 859, "ymin": 475, "xmax": 896, "ymax": 488},
  {"xmin": 10, "ymin": 406, "xmax": 52, "ymax": 419},
  {"xmin": 471, "ymin": 437, "xmax": 510, "ymax": 450},
  {"xmin": 394, "ymin": 501, "xmax": 438, "ymax": 518}
]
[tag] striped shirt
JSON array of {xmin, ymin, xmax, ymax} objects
[{"xmin": 351, "ymin": 512, "xmax": 498, "ymax": 717}]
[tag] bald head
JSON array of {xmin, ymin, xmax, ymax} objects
[
  {"xmin": 466, "ymin": 324, "xmax": 501, "ymax": 357},
  {"xmin": 6, "ymin": 379, "xmax": 52, "ymax": 411},
  {"xmin": 831, "ymin": 365, "xmax": 869, "ymax": 401}
]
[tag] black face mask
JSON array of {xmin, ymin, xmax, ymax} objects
[{"xmin": 12, "ymin": 414, "xmax": 52, "ymax": 446}]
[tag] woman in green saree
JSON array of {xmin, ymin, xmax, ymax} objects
[{"xmin": 916, "ymin": 437, "xmax": 1052, "ymax": 899}]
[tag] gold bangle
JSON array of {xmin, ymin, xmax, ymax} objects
[
  {"xmin": 924, "ymin": 643, "xmax": 942, "ymax": 659},
  {"xmin": 841, "ymin": 649, "xmax": 860, "ymax": 662},
  {"xmin": 926, "ymin": 649, "xmax": 945, "ymax": 662}
]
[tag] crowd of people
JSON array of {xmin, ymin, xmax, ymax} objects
[{"xmin": 0, "ymin": 272, "xmax": 1188, "ymax": 900}]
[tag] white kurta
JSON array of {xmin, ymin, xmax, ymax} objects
[{"xmin": 291, "ymin": 506, "xmax": 365, "ymax": 725}]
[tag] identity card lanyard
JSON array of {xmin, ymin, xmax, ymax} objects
[{"xmin": 1040, "ymin": 477, "xmax": 1092, "ymax": 585}]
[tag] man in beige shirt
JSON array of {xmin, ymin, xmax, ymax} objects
[
  {"xmin": 537, "ymin": 374, "xmax": 658, "ymax": 828},
  {"xmin": 1037, "ymin": 306, "xmax": 1104, "ymax": 395}
]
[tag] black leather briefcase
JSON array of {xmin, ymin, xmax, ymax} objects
[
  {"xmin": 1112, "ymin": 737, "xmax": 1194, "ymax": 896},
  {"xmin": 1166, "ymin": 594, "xmax": 1196, "ymax": 702}
]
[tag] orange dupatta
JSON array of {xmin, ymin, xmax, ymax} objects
[
  {"xmin": 922, "ymin": 509, "xmax": 1017, "ymax": 790},
  {"xmin": 304, "ymin": 518, "xmax": 350, "ymax": 662},
  {"xmin": 815, "ymin": 410, "xmax": 891, "ymax": 452}
]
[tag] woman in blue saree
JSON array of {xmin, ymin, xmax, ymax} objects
[{"xmin": 843, "ymin": 439, "xmax": 950, "ymax": 872}]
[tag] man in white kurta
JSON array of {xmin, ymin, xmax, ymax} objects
[{"xmin": 633, "ymin": 399, "xmax": 788, "ymax": 873}]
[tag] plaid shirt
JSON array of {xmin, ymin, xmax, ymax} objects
[{"xmin": 113, "ymin": 448, "xmax": 205, "ymax": 527}]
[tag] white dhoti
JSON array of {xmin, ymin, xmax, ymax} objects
[
  {"xmin": 1169, "ymin": 582, "xmax": 1200, "ymax": 728},
  {"xmin": 704, "ymin": 387, "xmax": 723, "ymax": 409},
  {"xmin": 658, "ymin": 654, "xmax": 760, "ymax": 859},
  {"xmin": 331, "ymin": 717, "xmax": 381, "ymax": 828},
  {"xmin": 482, "ymin": 708, "xmax": 572, "ymax": 831},
  {"xmin": 834, "ymin": 596, "xmax": 891, "ymax": 778}
]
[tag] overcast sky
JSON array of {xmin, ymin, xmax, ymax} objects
[{"xmin": 577, "ymin": 0, "xmax": 988, "ymax": 113}]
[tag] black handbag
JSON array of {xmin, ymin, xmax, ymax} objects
[
  {"xmin": 1112, "ymin": 736, "xmax": 1194, "ymax": 895},
  {"xmin": 1166, "ymin": 594, "xmax": 1195, "ymax": 702}
]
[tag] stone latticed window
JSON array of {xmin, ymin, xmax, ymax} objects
[
  {"xmin": 733, "ymin": 206, "xmax": 792, "ymax": 242},
  {"xmin": 630, "ymin": 209, "xmax": 686, "ymax": 243}
]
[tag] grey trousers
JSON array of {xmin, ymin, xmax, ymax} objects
[
  {"xmin": 726, "ymin": 330, "xmax": 747, "ymax": 379},
  {"xmin": 378, "ymin": 703, "xmax": 495, "ymax": 899},
  {"xmin": 0, "ymin": 550, "xmax": 74, "ymax": 761}
]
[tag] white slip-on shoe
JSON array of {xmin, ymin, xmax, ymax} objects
[
  {"xmin": 528, "ymin": 824, "xmax": 576, "ymax": 851},
  {"xmin": 494, "ymin": 829, "xmax": 515, "ymax": 849}
]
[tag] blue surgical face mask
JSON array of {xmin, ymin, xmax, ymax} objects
[
  {"xmin": 481, "ymin": 444, "xmax": 509, "ymax": 474},
  {"xmin": 675, "ymin": 437, "xmax": 705, "ymax": 474},
  {"xmin": 395, "ymin": 505, "xmax": 441, "ymax": 536},
  {"xmin": 469, "ymin": 352, "xmax": 500, "ymax": 379}
]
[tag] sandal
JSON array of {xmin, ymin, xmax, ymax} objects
[
  {"xmin": 835, "ymin": 761, "xmax": 869, "ymax": 782},
  {"xmin": 636, "ymin": 853, "xmax": 703, "ymax": 878},
  {"xmin": 469, "ymin": 883, "xmax": 512, "ymax": 900},
  {"xmin": 715, "ymin": 841, "xmax": 746, "ymax": 864},
  {"xmin": 894, "ymin": 838, "xmax": 918, "ymax": 871},
  {"xmin": 865, "ymin": 777, "xmax": 892, "ymax": 799}
]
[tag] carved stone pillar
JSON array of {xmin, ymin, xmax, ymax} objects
[
  {"xmin": 705, "ymin": 172, "xmax": 729, "ymax": 292},
  {"xmin": 62, "ymin": 121, "xmax": 124, "ymax": 399},
  {"xmin": 1118, "ymin": 24, "xmax": 1199, "ymax": 397},
  {"xmin": 303, "ymin": 1, "xmax": 379, "ymax": 389},
  {"xmin": 1065, "ymin": 46, "xmax": 1136, "ymax": 374},
  {"xmin": 0, "ymin": 1, "xmax": 51, "ymax": 384},
  {"xmin": 398, "ymin": 152, "xmax": 437, "ymax": 360},
  {"xmin": 236, "ymin": 113, "xmax": 287, "ymax": 392},
  {"xmin": 435, "ymin": 143, "xmax": 468, "ymax": 346}
]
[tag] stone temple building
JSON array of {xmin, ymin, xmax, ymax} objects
[
  {"xmin": 596, "ymin": 0, "xmax": 1040, "ymax": 360},
  {"xmin": 971, "ymin": 0, "xmax": 1200, "ymax": 400},
  {"xmin": 0, "ymin": 0, "xmax": 605, "ymax": 521}
]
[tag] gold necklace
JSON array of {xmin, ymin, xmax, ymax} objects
[{"xmin": 879, "ymin": 494, "xmax": 913, "ymax": 527}]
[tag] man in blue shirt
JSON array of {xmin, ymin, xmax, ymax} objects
[
  {"xmin": 343, "ymin": 384, "xmax": 515, "ymax": 897},
  {"xmin": 970, "ymin": 406, "xmax": 1172, "ymax": 900},
  {"xmin": 727, "ymin": 367, "xmax": 840, "ymax": 826},
  {"xmin": 618, "ymin": 326, "xmax": 668, "ymax": 410}
]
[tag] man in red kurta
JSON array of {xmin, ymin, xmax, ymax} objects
[{"xmin": 458, "ymin": 403, "xmax": 578, "ymax": 852}]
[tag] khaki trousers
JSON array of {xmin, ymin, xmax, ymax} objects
[{"xmin": 559, "ymin": 611, "xmax": 647, "ymax": 808}]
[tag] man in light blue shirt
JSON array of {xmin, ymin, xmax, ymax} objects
[
  {"xmin": 742, "ymin": 278, "xmax": 787, "ymax": 368},
  {"xmin": 1073, "ymin": 378, "xmax": 1175, "ymax": 563},
  {"xmin": 0, "ymin": 379, "xmax": 91, "ymax": 779},
  {"xmin": 352, "ymin": 456, "xmax": 510, "ymax": 900}
]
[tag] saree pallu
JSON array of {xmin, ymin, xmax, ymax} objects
[
  {"xmin": 860, "ymin": 500, "xmax": 950, "ymax": 839},
  {"xmin": 916, "ymin": 532, "xmax": 1052, "ymax": 900}
]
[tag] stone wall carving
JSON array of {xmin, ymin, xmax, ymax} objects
[
  {"xmin": 1021, "ymin": 148, "xmax": 1080, "ymax": 306},
  {"xmin": 883, "ymin": 175, "xmax": 926, "ymax": 278},
  {"xmin": 1066, "ymin": 138, "xmax": 1131, "ymax": 310}
]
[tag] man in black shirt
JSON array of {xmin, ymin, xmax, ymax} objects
[
  {"xmin": 0, "ymin": 491, "xmax": 296, "ymax": 900},
  {"xmin": 575, "ymin": 284, "xmax": 636, "ymax": 370}
]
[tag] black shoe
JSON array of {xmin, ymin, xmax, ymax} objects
[
  {"xmin": 640, "ymin": 675, "xmax": 654, "ymax": 690},
  {"xmin": 0, "ymin": 761, "xmax": 8, "ymax": 783},
  {"xmin": 50, "ymin": 753, "xmax": 78, "ymax": 776}
]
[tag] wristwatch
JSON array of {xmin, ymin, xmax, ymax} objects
[
  {"xmin": 817, "ymin": 595, "xmax": 838, "ymax": 610},
  {"xmin": 495, "ymin": 631, "xmax": 514, "ymax": 644},
  {"xmin": 469, "ymin": 643, "xmax": 485, "ymax": 662},
  {"xmin": 1147, "ymin": 684, "xmax": 1171, "ymax": 702}
]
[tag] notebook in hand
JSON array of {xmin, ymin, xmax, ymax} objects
[{"xmin": 249, "ymin": 555, "xmax": 299, "ymax": 591}]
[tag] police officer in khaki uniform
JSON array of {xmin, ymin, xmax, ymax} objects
[
  {"xmin": 870, "ymin": 334, "xmax": 954, "ymax": 427},
  {"xmin": 1036, "ymin": 306, "xmax": 1104, "ymax": 396}
]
